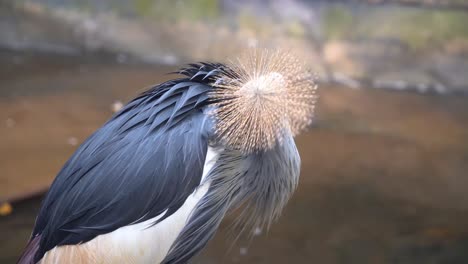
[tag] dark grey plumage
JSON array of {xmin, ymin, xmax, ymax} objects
[{"xmin": 21, "ymin": 63, "xmax": 223, "ymax": 263}]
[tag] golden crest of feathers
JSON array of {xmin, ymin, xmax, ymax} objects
[{"xmin": 209, "ymin": 50, "xmax": 318, "ymax": 153}]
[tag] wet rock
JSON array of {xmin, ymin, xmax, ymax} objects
[
  {"xmin": 428, "ymin": 54, "xmax": 468, "ymax": 94},
  {"xmin": 372, "ymin": 69, "xmax": 447, "ymax": 94}
]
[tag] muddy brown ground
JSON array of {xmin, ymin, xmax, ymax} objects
[{"xmin": 1, "ymin": 51, "xmax": 468, "ymax": 263}]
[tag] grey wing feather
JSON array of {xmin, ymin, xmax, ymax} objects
[{"xmin": 29, "ymin": 78, "xmax": 214, "ymax": 262}]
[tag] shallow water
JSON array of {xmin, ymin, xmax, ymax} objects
[{"xmin": 1, "ymin": 51, "xmax": 468, "ymax": 263}]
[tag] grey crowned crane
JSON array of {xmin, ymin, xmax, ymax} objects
[{"xmin": 18, "ymin": 50, "xmax": 318, "ymax": 264}]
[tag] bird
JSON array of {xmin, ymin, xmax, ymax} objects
[{"xmin": 18, "ymin": 50, "xmax": 318, "ymax": 264}]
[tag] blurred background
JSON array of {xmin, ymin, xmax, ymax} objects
[{"xmin": 1, "ymin": 0, "xmax": 468, "ymax": 263}]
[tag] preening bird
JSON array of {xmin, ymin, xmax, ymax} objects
[{"xmin": 18, "ymin": 50, "xmax": 318, "ymax": 264}]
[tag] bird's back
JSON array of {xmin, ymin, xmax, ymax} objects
[{"xmin": 19, "ymin": 64, "xmax": 222, "ymax": 264}]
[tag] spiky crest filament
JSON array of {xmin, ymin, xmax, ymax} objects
[{"xmin": 210, "ymin": 49, "xmax": 318, "ymax": 153}]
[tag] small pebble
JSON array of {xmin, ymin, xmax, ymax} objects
[
  {"xmin": 0, "ymin": 202, "xmax": 13, "ymax": 216},
  {"xmin": 162, "ymin": 54, "xmax": 178, "ymax": 65},
  {"xmin": 111, "ymin": 100, "xmax": 124, "ymax": 113},
  {"xmin": 239, "ymin": 247, "xmax": 248, "ymax": 256},
  {"xmin": 253, "ymin": 227, "xmax": 262, "ymax": 236}
]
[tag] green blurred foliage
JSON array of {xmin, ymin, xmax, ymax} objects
[
  {"xmin": 322, "ymin": 4, "xmax": 468, "ymax": 51},
  {"xmin": 134, "ymin": 0, "xmax": 219, "ymax": 21},
  {"xmin": 323, "ymin": 5, "xmax": 355, "ymax": 40},
  {"xmin": 286, "ymin": 20, "xmax": 307, "ymax": 38},
  {"xmin": 135, "ymin": 0, "xmax": 153, "ymax": 16}
]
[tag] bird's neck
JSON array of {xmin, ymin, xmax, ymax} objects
[
  {"xmin": 165, "ymin": 136, "xmax": 300, "ymax": 258},
  {"xmin": 210, "ymin": 134, "xmax": 301, "ymax": 233}
]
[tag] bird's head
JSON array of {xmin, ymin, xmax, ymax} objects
[{"xmin": 209, "ymin": 50, "xmax": 318, "ymax": 154}]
